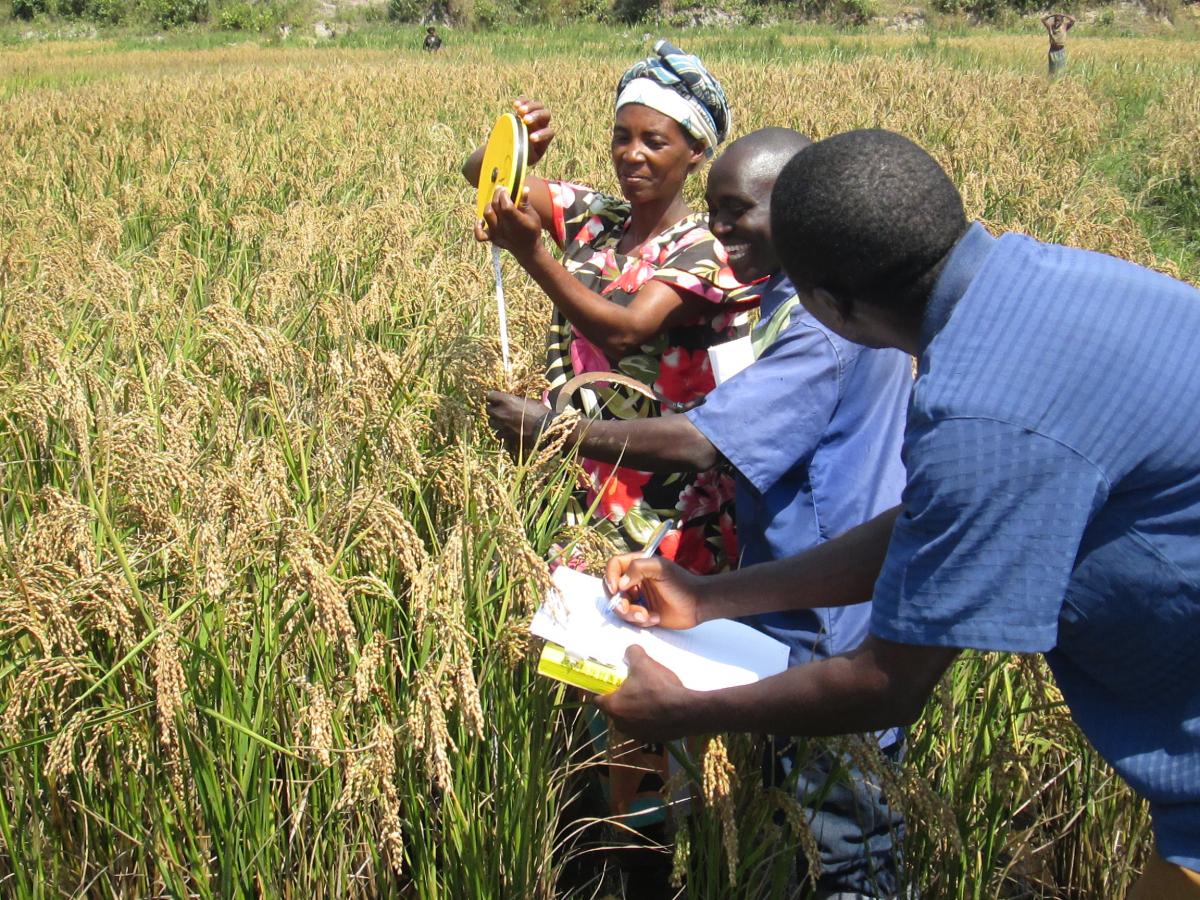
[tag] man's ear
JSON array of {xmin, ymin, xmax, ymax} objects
[{"xmin": 813, "ymin": 285, "xmax": 855, "ymax": 329}]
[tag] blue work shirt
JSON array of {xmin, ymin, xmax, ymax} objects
[
  {"xmin": 687, "ymin": 274, "xmax": 911, "ymax": 666},
  {"xmin": 871, "ymin": 222, "xmax": 1200, "ymax": 871}
]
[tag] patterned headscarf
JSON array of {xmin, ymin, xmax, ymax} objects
[{"xmin": 615, "ymin": 39, "xmax": 731, "ymax": 159}]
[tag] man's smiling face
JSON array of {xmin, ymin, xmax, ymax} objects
[{"xmin": 706, "ymin": 152, "xmax": 781, "ymax": 285}]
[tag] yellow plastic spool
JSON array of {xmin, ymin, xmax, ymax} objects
[{"xmin": 475, "ymin": 111, "xmax": 529, "ymax": 222}]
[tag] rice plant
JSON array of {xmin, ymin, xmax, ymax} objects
[{"xmin": 0, "ymin": 27, "xmax": 1195, "ymax": 897}]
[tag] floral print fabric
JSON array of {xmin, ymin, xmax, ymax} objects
[{"xmin": 545, "ymin": 180, "xmax": 757, "ymax": 574}]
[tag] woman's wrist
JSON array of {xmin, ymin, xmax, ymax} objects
[{"xmin": 513, "ymin": 238, "xmax": 552, "ymax": 269}]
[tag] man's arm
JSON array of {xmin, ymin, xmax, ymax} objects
[
  {"xmin": 605, "ymin": 505, "xmax": 902, "ymax": 627},
  {"xmin": 485, "ymin": 390, "xmax": 719, "ymax": 471},
  {"xmin": 595, "ymin": 635, "xmax": 959, "ymax": 742}
]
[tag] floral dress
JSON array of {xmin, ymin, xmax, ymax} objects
[{"xmin": 545, "ymin": 180, "xmax": 757, "ymax": 574}]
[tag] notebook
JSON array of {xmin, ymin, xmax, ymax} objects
[{"xmin": 531, "ymin": 566, "xmax": 790, "ymax": 694}]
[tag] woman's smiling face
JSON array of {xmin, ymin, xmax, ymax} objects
[{"xmin": 611, "ymin": 104, "xmax": 705, "ymax": 206}]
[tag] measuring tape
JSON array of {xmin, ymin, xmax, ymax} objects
[{"xmin": 475, "ymin": 111, "xmax": 528, "ymax": 376}]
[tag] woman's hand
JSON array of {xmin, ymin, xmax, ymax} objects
[
  {"xmin": 514, "ymin": 97, "xmax": 554, "ymax": 168},
  {"xmin": 603, "ymin": 553, "xmax": 707, "ymax": 629},
  {"xmin": 475, "ymin": 185, "xmax": 543, "ymax": 261}
]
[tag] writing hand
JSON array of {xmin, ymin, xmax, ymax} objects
[{"xmin": 603, "ymin": 552, "xmax": 705, "ymax": 629}]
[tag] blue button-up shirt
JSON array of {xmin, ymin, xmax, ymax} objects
[
  {"xmin": 871, "ymin": 222, "xmax": 1200, "ymax": 871},
  {"xmin": 687, "ymin": 274, "xmax": 911, "ymax": 665}
]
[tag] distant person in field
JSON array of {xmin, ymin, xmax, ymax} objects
[
  {"xmin": 487, "ymin": 127, "xmax": 913, "ymax": 896},
  {"xmin": 1042, "ymin": 12, "xmax": 1075, "ymax": 77},
  {"xmin": 597, "ymin": 129, "xmax": 1200, "ymax": 898},
  {"xmin": 422, "ymin": 26, "xmax": 442, "ymax": 52}
]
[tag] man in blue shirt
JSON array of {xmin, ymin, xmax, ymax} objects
[
  {"xmin": 597, "ymin": 129, "xmax": 1200, "ymax": 896},
  {"xmin": 487, "ymin": 128, "xmax": 914, "ymax": 896}
]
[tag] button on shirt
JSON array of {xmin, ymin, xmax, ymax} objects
[
  {"xmin": 687, "ymin": 274, "xmax": 911, "ymax": 666},
  {"xmin": 871, "ymin": 222, "xmax": 1200, "ymax": 871}
]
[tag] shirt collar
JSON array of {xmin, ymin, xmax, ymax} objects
[
  {"xmin": 919, "ymin": 222, "xmax": 996, "ymax": 354},
  {"xmin": 758, "ymin": 271, "xmax": 796, "ymax": 321}
]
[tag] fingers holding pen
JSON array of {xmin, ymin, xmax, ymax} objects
[
  {"xmin": 604, "ymin": 552, "xmax": 703, "ymax": 630},
  {"xmin": 604, "ymin": 554, "xmax": 660, "ymax": 627},
  {"xmin": 604, "ymin": 551, "xmax": 642, "ymax": 596}
]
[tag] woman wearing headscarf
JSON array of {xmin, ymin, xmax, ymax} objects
[{"xmin": 466, "ymin": 40, "xmax": 755, "ymax": 578}]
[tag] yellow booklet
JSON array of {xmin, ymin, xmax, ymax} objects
[
  {"xmin": 537, "ymin": 641, "xmax": 626, "ymax": 694},
  {"xmin": 530, "ymin": 567, "xmax": 790, "ymax": 694}
]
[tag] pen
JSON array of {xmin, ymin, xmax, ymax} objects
[{"xmin": 607, "ymin": 518, "xmax": 673, "ymax": 613}]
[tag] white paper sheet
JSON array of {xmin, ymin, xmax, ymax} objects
[
  {"xmin": 707, "ymin": 335, "xmax": 756, "ymax": 386},
  {"xmin": 530, "ymin": 566, "xmax": 790, "ymax": 692}
]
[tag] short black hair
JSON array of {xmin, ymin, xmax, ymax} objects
[
  {"xmin": 709, "ymin": 127, "xmax": 811, "ymax": 197},
  {"xmin": 769, "ymin": 129, "xmax": 968, "ymax": 314},
  {"xmin": 717, "ymin": 127, "xmax": 812, "ymax": 172}
]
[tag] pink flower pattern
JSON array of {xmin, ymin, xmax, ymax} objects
[
  {"xmin": 543, "ymin": 181, "xmax": 759, "ymax": 574},
  {"xmin": 654, "ymin": 346, "xmax": 716, "ymax": 406}
]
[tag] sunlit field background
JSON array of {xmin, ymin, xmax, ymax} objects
[{"xmin": 1, "ymin": 28, "xmax": 1198, "ymax": 897}]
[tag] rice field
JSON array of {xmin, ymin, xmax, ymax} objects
[{"xmin": 1, "ymin": 26, "xmax": 1197, "ymax": 897}]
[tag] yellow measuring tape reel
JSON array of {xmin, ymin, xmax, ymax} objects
[
  {"xmin": 476, "ymin": 111, "xmax": 529, "ymax": 222},
  {"xmin": 476, "ymin": 111, "xmax": 529, "ymax": 374}
]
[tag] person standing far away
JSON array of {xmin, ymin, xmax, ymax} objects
[
  {"xmin": 423, "ymin": 25, "xmax": 442, "ymax": 52},
  {"xmin": 1042, "ymin": 12, "xmax": 1074, "ymax": 77},
  {"xmin": 596, "ymin": 128, "xmax": 1200, "ymax": 898},
  {"xmin": 486, "ymin": 127, "xmax": 914, "ymax": 896}
]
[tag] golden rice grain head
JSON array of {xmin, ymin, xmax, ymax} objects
[
  {"xmin": 554, "ymin": 519, "xmax": 621, "ymax": 575},
  {"xmin": 370, "ymin": 718, "xmax": 404, "ymax": 876},
  {"xmin": 410, "ymin": 668, "xmax": 454, "ymax": 793},
  {"xmin": 493, "ymin": 618, "xmax": 532, "ymax": 670},
  {"xmin": 669, "ymin": 820, "xmax": 691, "ymax": 890},
  {"xmin": 335, "ymin": 485, "xmax": 428, "ymax": 581},
  {"xmin": 0, "ymin": 656, "xmax": 88, "ymax": 743},
  {"xmin": 770, "ymin": 785, "xmax": 822, "ymax": 882},
  {"xmin": 701, "ymin": 736, "xmax": 739, "ymax": 885},
  {"xmin": 77, "ymin": 569, "xmax": 139, "ymax": 650},
  {"xmin": 298, "ymin": 682, "xmax": 334, "ymax": 768},
  {"xmin": 44, "ymin": 710, "xmax": 88, "ymax": 786},
  {"xmin": 828, "ymin": 733, "xmax": 962, "ymax": 857},
  {"xmin": 283, "ymin": 530, "xmax": 358, "ymax": 655},
  {"xmin": 151, "ymin": 611, "xmax": 189, "ymax": 797},
  {"xmin": 20, "ymin": 486, "xmax": 95, "ymax": 577},
  {"xmin": 452, "ymin": 656, "xmax": 485, "ymax": 741},
  {"xmin": 194, "ymin": 520, "xmax": 230, "ymax": 601},
  {"xmin": 353, "ymin": 631, "xmax": 388, "ymax": 705}
]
